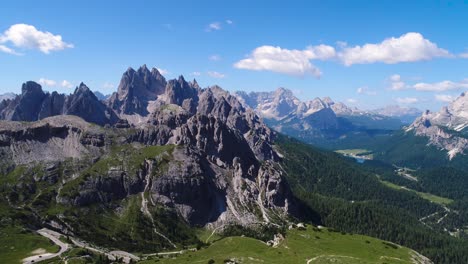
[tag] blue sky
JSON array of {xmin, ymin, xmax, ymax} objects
[{"xmin": 1, "ymin": 0, "xmax": 468, "ymax": 111}]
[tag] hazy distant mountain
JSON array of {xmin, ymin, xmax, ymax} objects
[
  {"xmin": 93, "ymin": 91, "xmax": 111, "ymax": 101},
  {"xmin": 0, "ymin": 92, "xmax": 16, "ymax": 102},
  {"xmin": 372, "ymin": 105, "xmax": 422, "ymax": 124},
  {"xmin": 235, "ymin": 88, "xmax": 403, "ymax": 147}
]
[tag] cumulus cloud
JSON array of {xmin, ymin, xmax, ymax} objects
[
  {"xmin": 234, "ymin": 45, "xmax": 335, "ymax": 78},
  {"xmin": 389, "ymin": 74, "xmax": 407, "ymax": 90},
  {"xmin": 412, "ymin": 79, "xmax": 468, "ymax": 92},
  {"xmin": 206, "ymin": 22, "xmax": 221, "ymax": 32},
  {"xmin": 234, "ymin": 32, "xmax": 455, "ymax": 77},
  {"xmin": 207, "ymin": 71, "xmax": 225, "ymax": 78},
  {"xmin": 435, "ymin": 94, "xmax": 456, "ymax": 102},
  {"xmin": 338, "ymin": 32, "xmax": 452, "ymax": 66},
  {"xmin": 209, "ymin": 54, "xmax": 221, "ymax": 61},
  {"xmin": 356, "ymin": 86, "xmax": 377, "ymax": 95},
  {"xmin": 0, "ymin": 24, "xmax": 73, "ymax": 54},
  {"xmin": 396, "ymin": 97, "xmax": 419, "ymax": 104}
]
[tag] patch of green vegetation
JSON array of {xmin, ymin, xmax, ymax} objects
[
  {"xmin": 380, "ymin": 180, "xmax": 453, "ymax": 205},
  {"xmin": 0, "ymin": 226, "xmax": 59, "ymax": 264},
  {"xmin": 144, "ymin": 226, "xmax": 416, "ymax": 264}
]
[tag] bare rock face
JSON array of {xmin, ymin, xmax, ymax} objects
[
  {"xmin": 407, "ymin": 92, "xmax": 468, "ymax": 159},
  {"xmin": 0, "ymin": 82, "xmax": 119, "ymax": 126},
  {"xmin": 108, "ymin": 65, "xmax": 167, "ymax": 115}
]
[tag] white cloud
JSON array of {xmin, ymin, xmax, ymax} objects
[
  {"xmin": 207, "ymin": 71, "xmax": 225, "ymax": 78},
  {"xmin": 233, "ymin": 45, "xmax": 335, "ymax": 78},
  {"xmin": 346, "ymin": 98, "xmax": 358, "ymax": 104},
  {"xmin": 0, "ymin": 24, "xmax": 73, "ymax": 54},
  {"xmin": 412, "ymin": 79, "xmax": 468, "ymax": 92},
  {"xmin": 209, "ymin": 54, "xmax": 221, "ymax": 61},
  {"xmin": 396, "ymin": 97, "xmax": 419, "ymax": 104},
  {"xmin": 206, "ymin": 22, "xmax": 221, "ymax": 32},
  {"xmin": 38, "ymin": 78, "xmax": 57, "ymax": 87},
  {"xmin": 339, "ymin": 32, "xmax": 452, "ymax": 66},
  {"xmin": 226, "ymin": 20, "xmax": 233, "ymax": 25},
  {"xmin": 156, "ymin": 68, "xmax": 169, "ymax": 75},
  {"xmin": 102, "ymin": 82, "xmax": 114, "ymax": 89},
  {"xmin": 459, "ymin": 52, "xmax": 468, "ymax": 58},
  {"xmin": 435, "ymin": 94, "xmax": 456, "ymax": 102},
  {"xmin": 389, "ymin": 74, "xmax": 407, "ymax": 90},
  {"xmin": 61, "ymin": 80, "xmax": 73, "ymax": 88},
  {"xmin": 356, "ymin": 86, "xmax": 377, "ymax": 95},
  {"xmin": 190, "ymin": 71, "xmax": 201, "ymax": 76},
  {"xmin": 0, "ymin": 44, "xmax": 22, "ymax": 55}
]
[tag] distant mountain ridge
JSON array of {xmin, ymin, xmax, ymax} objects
[
  {"xmin": 234, "ymin": 88, "xmax": 408, "ymax": 146},
  {"xmin": 406, "ymin": 92, "xmax": 468, "ymax": 159}
]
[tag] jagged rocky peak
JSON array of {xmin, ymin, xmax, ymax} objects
[
  {"xmin": 22, "ymin": 81, "xmax": 45, "ymax": 96},
  {"xmin": 164, "ymin": 75, "xmax": 199, "ymax": 113},
  {"xmin": 109, "ymin": 64, "xmax": 167, "ymax": 115},
  {"xmin": 406, "ymin": 92, "xmax": 468, "ymax": 159}
]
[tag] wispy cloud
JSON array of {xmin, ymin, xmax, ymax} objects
[
  {"xmin": 190, "ymin": 71, "xmax": 201, "ymax": 76},
  {"xmin": 396, "ymin": 97, "xmax": 419, "ymax": 104},
  {"xmin": 226, "ymin": 20, "xmax": 233, "ymax": 25},
  {"xmin": 38, "ymin": 78, "xmax": 57, "ymax": 87},
  {"xmin": 206, "ymin": 22, "xmax": 221, "ymax": 32},
  {"xmin": 207, "ymin": 71, "xmax": 225, "ymax": 78},
  {"xmin": 356, "ymin": 86, "xmax": 377, "ymax": 95},
  {"xmin": 412, "ymin": 79, "xmax": 468, "ymax": 92},
  {"xmin": 388, "ymin": 74, "xmax": 407, "ymax": 90},
  {"xmin": 346, "ymin": 98, "xmax": 358, "ymax": 104},
  {"xmin": 434, "ymin": 94, "xmax": 456, "ymax": 102},
  {"xmin": 102, "ymin": 82, "xmax": 114, "ymax": 89},
  {"xmin": 0, "ymin": 44, "xmax": 23, "ymax": 55},
  {"xmin": 209, "ymin": 54, "xmax": 221, "ymax": 61},
  {"xmin": 156, "ymin": 68, "xmax": 169, "ymax": 75},
  {"xmin": 38, "ymin": 78, "xmax": 73, "ymax": 88},
  {"xmin": 0, "ymin": 24, "xmax": 73, "ymax": 54},
  {"xmin": 61, "ymin": 80, "xmax": 73, "ymax": 89}
]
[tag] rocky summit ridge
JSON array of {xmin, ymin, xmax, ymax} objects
[{"xmin": 406, "ymin": 92, "xmax": 468, "ymax": 159}]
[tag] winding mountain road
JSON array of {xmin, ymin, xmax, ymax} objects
[{"xmin": 22, "ymin": 229, "xmax": 69, "ymax": 264}]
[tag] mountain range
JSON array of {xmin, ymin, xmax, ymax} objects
[{"xmin": 1, "ymin": 65, "xmax": 468, "ymax": 263}]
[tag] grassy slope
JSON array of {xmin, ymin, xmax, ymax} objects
[
  {"xmin": 145, "ymin": 226, "xmax": 417, "ymax": 264},
  {"xmin": 0, "ymin": 226, "xmax": 59, "ymax": 264}
]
